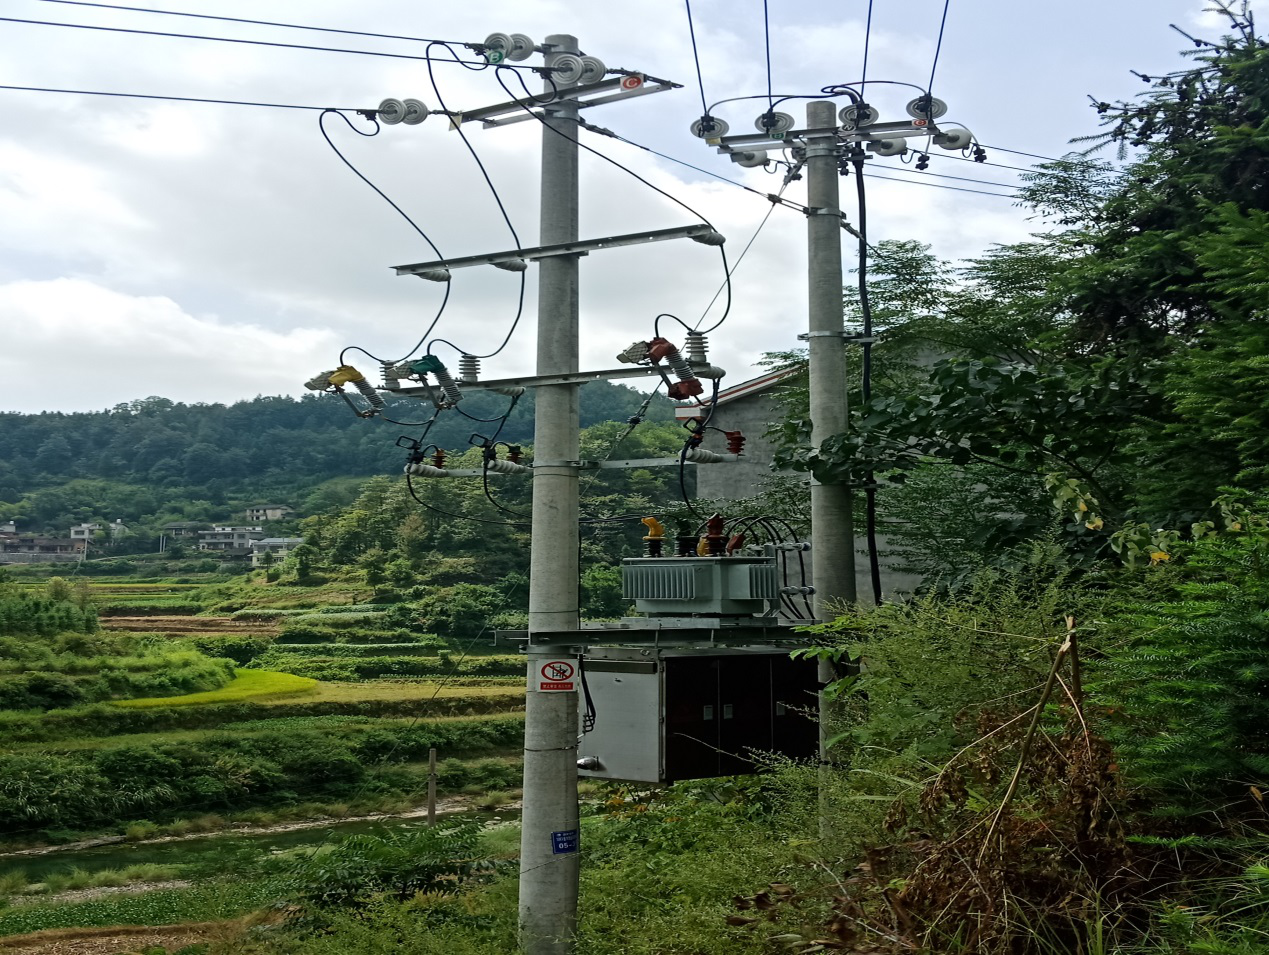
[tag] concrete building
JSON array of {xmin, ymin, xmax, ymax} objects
[
  {"xmin": 245, "ymin": 505, "xmax": 294, "ymax": 523},
  {"xmin": 159, "ymin": 521, "xmax": 205, "ymax": 553},
  {"xmin": 675, "ymin": 367, "xmax": 920, "ymax": 599},
  {"xmin": 675, "ymin": 368, "xmax": 802, "ymax": 503},
  {"xmin": 198, "ymin": 526, "xmax": 266, "ymax": 556},
  {"xmin": 69, "ymin": 522, "xmax": 102, "ymax": 540},
  {"xmin": 0, "ymin": 534, "xmax": 86, "ymax": 564},
  {"xmin": 250, "ymin": 537, "xmax": 304, "ymax": 568}
]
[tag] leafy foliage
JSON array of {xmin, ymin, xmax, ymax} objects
[
  {"xmin": 286, "ymin": 822, "xmax": 504, "ymax": 908},
  {"xmin": 1095, "ymin": 527, "xmax": 1269, "ymax": 813}
]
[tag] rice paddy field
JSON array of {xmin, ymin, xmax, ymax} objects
[{"xmin": 0, "ymin": 574, "xmax": 530, "ymax": 943}]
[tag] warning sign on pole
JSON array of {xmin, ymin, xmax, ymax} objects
[
  {"xmin": 538, "ymin": 660, "xmax": 576, "ymax": 692},
  {"xmin": 619, "ymin": 75, "xmax": 643, "ymax": 91}
]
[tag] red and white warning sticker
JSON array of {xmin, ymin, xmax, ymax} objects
[{"xmin": 538, "ymin": 660, "xmax": 576, "ymax": 692}]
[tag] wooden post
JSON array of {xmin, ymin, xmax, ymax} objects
[{"xmin": 428, "ymin": 747, "xmax": 437, "ymax": 826}]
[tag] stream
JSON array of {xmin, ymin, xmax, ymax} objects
[{"xmin": 1, "ymin": 807, "xmax": 518, "ymax": 884}]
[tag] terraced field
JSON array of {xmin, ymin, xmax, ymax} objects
[
  {"xmin": 100, "ymin": 615, "xmax": 277, "ymax": 634},
  {"xmin": 0, "ymin": 574, "xmax": 531, "ymax": 939}
]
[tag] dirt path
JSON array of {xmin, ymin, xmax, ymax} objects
[
  {"xmin": 0, "ymin": 918, "xmax": 253, "ymax": 954},
  {"xmin": 10, "ymin": 881, "xmax": 193, "ymax": 908},
  {"xmin": 0, "ymin": 796, "xmax": 520, "ymax": 861},
  {"xmin": 99, "ymin": 616, "xmax": 275, "ymax": 635}
]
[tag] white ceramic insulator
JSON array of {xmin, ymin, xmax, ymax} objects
[
  {"xmin": 839, "ymin": 104, "xmax": 879, "ymax": 128},
  {"xmin": 869, "ymin": 138, "xmax": 908, "ymax": 157},
  {"xmin": 690, "ymin": 116, "xmax": 729, "ymax": 139},
  {"xmin": 406, "ymin": 463, "xmax": 449, "ymax": 477},
  {"xmin": 400, "ymin": 98, "xmax": 428, "ymax": 125},
  {"xmin": 754, "ymin": 111, "xmax": 795, "ymax": 134},
  {"xmin": 935, "ymin": 128, "xmax": 973, "ymax": 150},
  {"xmin": 548, "ymin": 53, "xmax": 585, "ymax": 85},
  {"xmin": 579, "ymin": 55, "xmax": 606, "ymax": 84},
  {"xmin": 507, "ymin": 34, "xmax": 536, "ymax": 60},
  {"xmin": 485, "ymin": 459, "xmax": 532, "ymax": 474},
  {"xmin": 905, "ymin": 96, "xmax": 948, "ymax": 120},
  {"xmin": 378, "ymin": 98, "xmax": 405, "ymax": 125},
  {"xmin": 683, "ymin": 448, "xmax": 727, "ymax": 464}
]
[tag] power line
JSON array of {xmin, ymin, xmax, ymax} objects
[
  {"xmin": 0, "ymin": 15, "xmax": 543, "ymax": 69},
  {"xmin": 977, "ymin": 142, "xmax": 1103, "ymax": 165},
  {"xmin": 861, "ymin": 169, "xmax": 1016, "ymax": 198},
  {"xmin": 887, "ymin": 161, "xmax": 1021, "ymax": 191},
  {"xmin": 31, "ymin": 0, "xmax": 469, "ymax": 47},
  {"xmin": 494, "ymin": 67, "xmax": 734, "ymax": 334},
  {"xmin": 762, "ymin": 0, "xmax": 774, "ymax": 110},
  {"xmin": 593, "ymin": 121, "xmax": 1018, "ymax": 201},
  {"xmin": 927, "ymin": 0, "xmax": 952, "ymax": 102},
  {"xmin": 860, "ymin": 0, "xmax": 875, "ymax": 92},
  {"xmin": 926, "ymin": 149, "xmax": 1101, "ymax": 177},
  {"xmin": 580, "ymin": 120, "xmax": 813, "ymax": 214},
  {"xmin": 695, "ymin": 174, "xmax": 795, "ymax": 327},
  {"xmin": 683, "ymin": 0, "xmax": 710, "ymax": 115},
  {"xmin": 319, "ymin": 110, "xmax": 453, "ymax": 369},
  {"xmin": 0, "ymin": 82, "xmax": 352, "ymax": 111},
  {"xmin": 423, "ymin": 42, "xmax": 526, "ymax": 362}
]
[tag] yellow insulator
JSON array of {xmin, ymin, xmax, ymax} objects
[{"xmin": 641, "ymin": 517, "xmax": 665, "ymax": 541}]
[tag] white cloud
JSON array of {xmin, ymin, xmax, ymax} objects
[
  {"xmin": 0, "ymin": 0, "xmax": 1224, "ymax": 411},
  {"xmin": 0, "ymin": 279, "xmax": 339, "ymax": 412}
]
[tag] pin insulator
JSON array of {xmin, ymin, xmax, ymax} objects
[
  {"xmin": 458, "ymin": 354, "xmax": 481, "ymax": 382},
  {"xmin": 704, "ymin": 513, "xmax": 727, "ymax": 556},
  {"xmin": 507, "ymin": 445, "xmax": 523, "ymax": 464},
  {"xmin": 724, "ymin": 430, "xmax": 746, "ymax": 455},
  {"xmin": 675, "ymin": 535, "xmax": 696, "ymax": 558},
  {"xmin": 352, "ymin": 378, "xmax": 385, "ymax": 410},
  {"xmin": 684, "ymin": 330, "xmax": 709, "ymax": 365},
  {"xmin": 645, "ymin": 537, "xmax": 663, "ymax": 558},
  {"xmin": 648, "ymin": 337, "xmax": 704, "ymax": 400},
  {"xmin": 432, "ymin": 449, "xmax": 446, "ymax": 469}
]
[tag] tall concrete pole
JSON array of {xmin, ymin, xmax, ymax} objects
[
  {"xmin": 805, "ymin": 101, "xmax": 856, "ymax": 768},
  {"xmin": 806, "ymin": 100, "xmax": 856, "ymax": 618},
  {"xmin": 519, "ymin": 33, "xmax": 582, "ymax": 955}
]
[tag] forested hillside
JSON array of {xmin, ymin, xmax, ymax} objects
[{"xmin": 0, "ymin": 383, "xmax": 672, "ymax": 541}]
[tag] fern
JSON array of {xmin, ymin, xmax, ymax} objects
[{"xmin": 1096, "ymin": 532, "xmax": 1269, "ymax": 817}]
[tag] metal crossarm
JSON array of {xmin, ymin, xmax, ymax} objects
[
  {"xmin": 392, "ymin": 224, "xmax": 720, "ymax": 278},
  {"xmin": 450, "ymin": 72, "xmax": 680, "ymax": 128}
]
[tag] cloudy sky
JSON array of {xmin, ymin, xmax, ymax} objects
[{"xmin": 0, "ymin": 0, "xmax": 1234, "ymax": 413}]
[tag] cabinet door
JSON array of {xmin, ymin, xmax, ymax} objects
[
  {"xmin": 771, "ymin": 653, "xmax": 819, "ymax": 761},
  {"xmin": 717, "ymin": 656, "xmax": 773, "ymax": 776},
  {"xmin": 663, "ymin": 657, "xmax": 720, "ymax": 781}
]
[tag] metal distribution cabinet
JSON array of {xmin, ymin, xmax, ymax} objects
[{"xmin": 576, "ymin": 645, "xmax": 819, "ymax": 783}]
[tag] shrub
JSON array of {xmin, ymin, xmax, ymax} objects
[
  {"xmin": 187, "ymin": 635, "xmax": 273, "ymax": 664},
  {"xmin": 1096, "ymin": 530, "xmax": 1269, "ymax": 815},
  {"xmin": 286, "ymin": 821, "xmax": 504, "ymax": 907}
]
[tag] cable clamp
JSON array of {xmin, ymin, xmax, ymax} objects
[
  {"xmin": 798, "ymin": 331, "xmax": 877, "ymax": 343},
  {"xmin": 531, "ymin": 459, "xmax": 587, "ymax": 469},
  {"xmin": 803, "ymin": 142, "xmax": 840, "ymax": 159},
  {"xmin": 804, "ymin": 207, "xmax": 841, "ymax": 217}
]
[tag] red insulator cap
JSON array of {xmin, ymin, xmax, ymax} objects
[
  {"xmin": 667, "ymin": 379, "xmax": 704, "ymax": 400},
  {"xmin": 724, "ymin": 430, "xmax": 746, "ymax": 454},
  {"xmin": 647, "ymin": 337, "xmax": 678, "ymax": 362}
]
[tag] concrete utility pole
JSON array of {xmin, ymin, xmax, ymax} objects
[
  {"xmin": 804, "ymin": 101, "xmax": 857, "ymax": 770},
  {"xmin": 805, "ymin": 100, "xmax": 856, "ymax": 619},
  {"xmin": 520, "ymin": 33, "xmax": 582, "ymax": 955}
]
